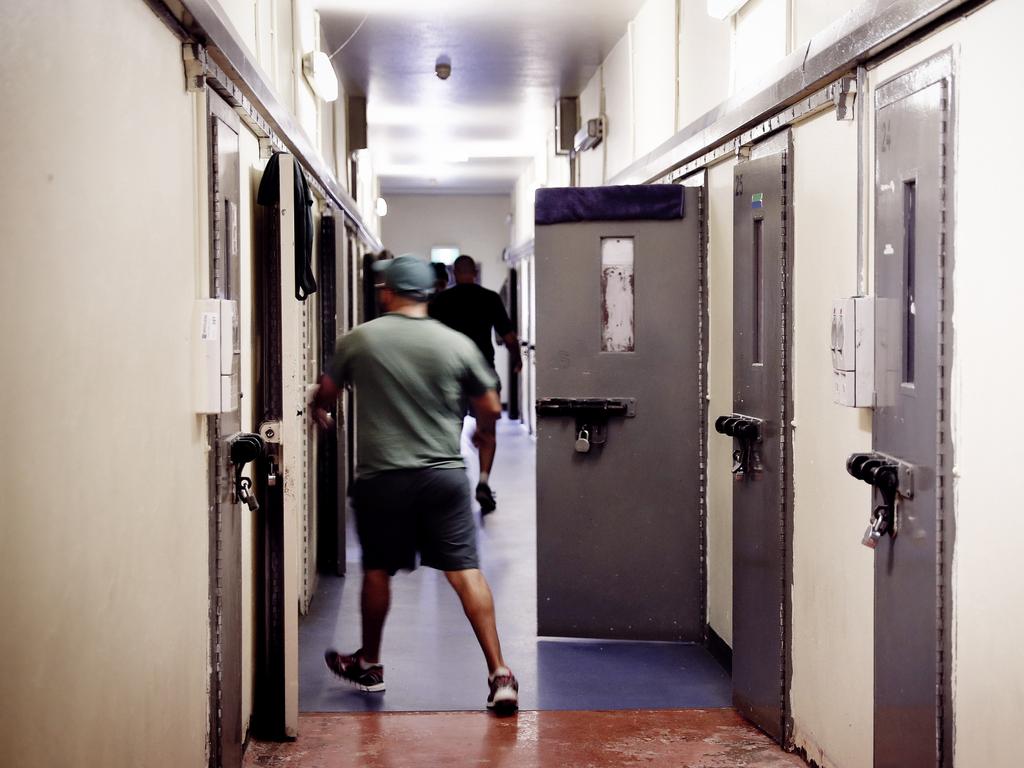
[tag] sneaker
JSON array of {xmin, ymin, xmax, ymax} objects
[
  {"xmin": 476, "ymin": 482, "xmax": 497, "ymax": 515},
  {"xmin": 324, "ymin": 648, "xmax": 385, "ymax": 692},
  {"xmin": 487, "ymin": 668, "xmax": 519, "ymax": 714}
]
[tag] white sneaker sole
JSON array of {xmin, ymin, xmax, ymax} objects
[{"xmin": 487, "ymin": 688, "xmax": 519, "ymax": 713}]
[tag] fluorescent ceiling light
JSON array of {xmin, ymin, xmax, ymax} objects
[
  {"xmin": 302, "ymin": 51, "xmax": 339, "ymax": 102},
  {"xmin": 707, "ymin": 0, "xmax": 749, "ymax": 20}
]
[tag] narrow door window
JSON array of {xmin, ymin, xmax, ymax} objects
[
  {"xmin": 601, "ymin": 237, "xmax": 635, "ymax": 352},
  {"xmin": 753, "ymin": 218, "xmax": 764, "ymax": 365},
  {"xmin": 902, "ymin": 180, "xmax": 916, "ymax": 384}
]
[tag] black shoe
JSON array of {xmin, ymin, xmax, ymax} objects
[
  {"xmin": 324, "ymin": 648, "xmax": 385, "ymax": 692},
  {"xmin": 476, "ymin": 482, "xmax": 497, "ymax": 515},
  {"xmin": 487, "ymin": 668, "xmax": 519, "ymax": 715}
]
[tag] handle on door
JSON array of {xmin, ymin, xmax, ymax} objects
[
  {"xmin": 229, "ymin": 432, "xmax": 265, "ymax": 511},
  {"xmin": 714, "ymin": 413, "xmax": 763, "ymax": 475},
  {"xmin": 846, "ymin": 451, "xmax": 913, "ymax": 548}
]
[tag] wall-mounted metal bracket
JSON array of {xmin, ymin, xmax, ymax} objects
[
  {"xmin": 182, "ymin": 43, "xmax": 208, "ymax": 93},
  {"xmin": 259, "ymin": 420, "xmax": 282, "ymax": 445},
  {"xmin": 259, "ymin": 137, "xmax": 276, "ymax": 159},
  {"xmin": 834, "ymin": 75, "xmax": 858, "ymax": 121}
]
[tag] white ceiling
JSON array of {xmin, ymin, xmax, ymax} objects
[{"xmin": 316, "ymin": 0, "xmax": 646, "ymax": 195}]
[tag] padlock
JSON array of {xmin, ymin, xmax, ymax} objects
[
  {"xmin": 862, "ymin": 507, "xmax": 889, "ymax": 549},
  {"xmin": 575, "ymin": 427, "xmax": 591, "ymax": 453}
]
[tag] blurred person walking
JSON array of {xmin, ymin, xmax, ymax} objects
[
  {"xmin": 310, "ymin": 254, "xmax": 519, "ymax": 714},
  {"xmin": 429, "ymin": 254, "xmax": 522, "ymax": 516}
]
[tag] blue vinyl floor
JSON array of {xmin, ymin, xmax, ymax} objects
[{"xmin": 299, "ymin": 418, "xmax": 731, "ymax": 713}]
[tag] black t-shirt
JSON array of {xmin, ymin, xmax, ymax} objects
[{"xmin": 429, "ymin": 283, "xmax": 513, "ymax": 367}]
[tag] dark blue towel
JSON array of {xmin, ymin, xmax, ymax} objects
[{"xmin": 535, "ymin": 185, "xmax": 684, "ymax": 225}]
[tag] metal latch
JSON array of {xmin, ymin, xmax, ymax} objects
[
  {"xmin": 714, "ymin": 413, "xmax": 764, "ymax": 476},
  {"xmin": 228, "ymin": 432, "xmax": 265, "ymax": 511},
  {"xmin": 846, "ymin": 451, "xmax": 915, "ymax": 548},
  {"xmin": 536, "ymin": 397, "xmax": 636, "ymax": 454}
]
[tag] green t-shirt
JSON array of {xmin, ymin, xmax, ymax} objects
[{"xmin": 326, "ymin": 313, "xmax": 498, "ymax": 477}]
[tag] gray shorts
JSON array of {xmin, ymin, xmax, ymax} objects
[{"xmin": 352, "ymin": 468, "xmax": 479, "ymax": 575}]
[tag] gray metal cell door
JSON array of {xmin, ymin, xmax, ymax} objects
[
  {"xmin": 535, "ymin": 185, "xmax": 705, "ymax": 641},
  {"xmin": 207, "ymin": 91, "xmax": 244, "ymax": 768},
  {"xmin": 871, "ymin": 52, "xmax": 953, "ymax": 768},
  {"xmin": 729, "ymin": 137, "xmax": 792, "ymax": 743}
]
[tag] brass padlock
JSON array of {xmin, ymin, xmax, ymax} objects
[{"xmin": 575, "ymin": 427, "xmax": 591, "ymax": 453}]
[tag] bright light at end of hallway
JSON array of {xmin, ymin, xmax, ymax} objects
[{"xmin": 375, "ymin": 197, "xmax": 388, "ymax": 217}]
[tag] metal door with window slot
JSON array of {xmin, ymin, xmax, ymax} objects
[
  {"xmin": 534, "ymin": 184, "xmax": 706, "ymax": 641},
  {"xmin": 316, "ymin": 214, "xmax": 347, "ymax": 576},
  {"xmin": 206, "ymin": 90, "xmax": 244, "ymax": 768},
  {"xmin": 727, "ymin": 135, "xmax": 793, "ymax": 744},
  {"xmin": 866, "ymin": 51, "xmax": 954, "ymax": 768}
]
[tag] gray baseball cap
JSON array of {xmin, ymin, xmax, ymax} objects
[{"xmin": 372, "ymin": 253, "xmax": 435, "ymax": 299}]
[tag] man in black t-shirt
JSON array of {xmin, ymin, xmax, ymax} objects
[{"xmin": 429, "ymin": 255, "xmax": 522, "ymax": 516}]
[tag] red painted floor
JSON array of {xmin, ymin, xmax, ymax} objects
[{"xmin": 244, "ymin": 709, "xmax": 807, "ymax": 767}]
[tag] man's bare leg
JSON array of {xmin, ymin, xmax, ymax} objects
[
  {"xmin": 360, "ymin": 569, "xmax": 391, "ymax": 663},
  {"xmin": 470, "ymin": 394, "xmax": 500, "ymax": 514},
  {"xmin": 445, "ymin": 568, "xmax": 507, "ymax": 674}
]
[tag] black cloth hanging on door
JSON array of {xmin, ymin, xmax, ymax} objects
[{"xmin": 256, "ymin": 152, "xmax": 318, "ymax": 301}]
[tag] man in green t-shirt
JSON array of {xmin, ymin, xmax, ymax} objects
[{"xmin": 310, "ymin": 254, "xmax": 518, "ymax": 714}]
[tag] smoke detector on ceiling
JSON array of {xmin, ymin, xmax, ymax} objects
[{"xmin": 435, "ymin": 55, "xmax": 452, "ymax": 80}]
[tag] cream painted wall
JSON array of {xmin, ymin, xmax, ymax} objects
[
  {"xmin": 733, "ymin": 0, "xmax": 791, "ymax": 96},
  {"xmin": 678, "ymin": 0, "xmax": 732, "ymax": 127},
  {"xmin": 382, "ymin": 195, "xmax": 515, "ymax": 395},
  {"xmin": 220, "ymin": 0, "xmax": 259, "ymax": 54},
  {"xmin": 705, "ymin": 158, "xmax": 736, "ymax": 646},
  {"xmin": 0, "ymin": 1, "xmax": 210, "ymax": 766},
  {"xmin": 863, "ymin": 5, "xmax": 1024, "ymax": 766},
  {"xmin": 792, "ymin": 0, "xmax": 861, "ymax": 48},
  {"xmin": 275, "ymin": 0, "xmax": 297, "ymax": 112},
  {"xmin": 602, "ymin": 33, "xmax": 635, "ymax": 179},
  {"xmin": 789, "ymin": 114, "xmax": 873, "ymax": 768},
  {"xmin": 632, "ymin": 0, "xmax": 678, "ymax": 157},
  {"xmin": 513, "ymin": 164, "xmax": 537, "ymax": 249},
  {"xmin": 578, "ymin": 68, "xmax": 605, "ymax": 187}
]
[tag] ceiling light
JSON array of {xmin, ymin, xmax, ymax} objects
[
  {"xmin": 706, "ymin": 0, "xmax": 750, "ymax": 19},
  {"xmin": 435, "ymin": 55, "xmax": 452, "ymax": 80},
  {"xmin": 375, "ymin": 197, "xmax": 388, "ymax": 217},
  {"xmin": 302, "ymin": 51, "xmax": 339, "ymax": 102}
]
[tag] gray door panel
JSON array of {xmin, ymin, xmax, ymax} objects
[
  {"xmin": 535, "ymin": 187, "xmax": 704, "ymax": 641},
  {"xmin": 207, "ymin": 91, "xmax": 243, "ymax": 768},
  {"xmin": 871, "ymin": 51, "xmax": 953, "ymax": 768},
  {"xmin": 730, "ymin": 139, "xmax": 792, "ymax": 743}
]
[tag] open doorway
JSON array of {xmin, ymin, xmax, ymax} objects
[{"xmin": 295, "ymin": 183, "xmax": 730, "ymax": 715}]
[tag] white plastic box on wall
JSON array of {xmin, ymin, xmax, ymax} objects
[
  {"xmin": 192, "ymin": 298, "xmax": 240, "ymax": 414},
  {"xmin": 831, "ymin": 296, "xmax": 874, "ymax": 408}
]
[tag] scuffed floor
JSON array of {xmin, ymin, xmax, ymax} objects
[{"xmin": 244, "ymin": 709, "xmax": 807, "ymax": 767}]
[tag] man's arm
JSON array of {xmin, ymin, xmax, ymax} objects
[
  {"xmin": 309, "ymin": 373, "xmax": 340, "ymax": 430},
  {"xmin": 490, "ymin": 292, "xmax": 522, "ymax": 374},
  {"xmin": 501, "ymin": 331, "xmax": 523, "ymax": 374}
]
